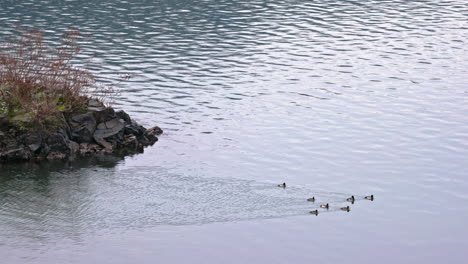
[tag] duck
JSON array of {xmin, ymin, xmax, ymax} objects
[
  {"xmin": 340, "ymin": 206, "xmax": 350, "ymax": 212},
  {"xmin": 320, "ymin": 203, "xmax": 329, "ymax": 209},
  {"xmin": 346, "ymin": 195, "xmax": 355, "ymax": 203},
  {"xmin": 277, "ymin": 182, "xmax": 286, "ymax": 188},
  {"xmin": 307, "ymin": 197, "xmax": 315, "ymax": 202},
  {"xmin": 364, "ymin": 195, "xmax": 374, "ymax": 201},
  {"xmin": 309, "ymin": 209, "xmax": 319, "ymax": 215}
]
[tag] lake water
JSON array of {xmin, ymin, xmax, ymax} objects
[{"xmin": 1, "ymin": 0, "xmax": 467, "ymax": 263}]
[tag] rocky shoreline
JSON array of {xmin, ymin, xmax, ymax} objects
[{"xmin": 0, "ymin": 99, "xmax": 162, "ymax": 162}]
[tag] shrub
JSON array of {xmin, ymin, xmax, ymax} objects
[{"xmin": 0, "ymin": 28, "xmax": 111, "ymax": 129}]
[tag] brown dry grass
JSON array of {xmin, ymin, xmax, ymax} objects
[{"xmin": 0, "ymin": 28, "xmax": 112, "ymax": 129}]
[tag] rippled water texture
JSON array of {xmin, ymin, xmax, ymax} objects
[{"xmin": 0, "ymin": 0, "xmax": 467, "ymax": 263}]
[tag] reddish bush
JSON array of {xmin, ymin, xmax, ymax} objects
[{"xmin": 0, "ymin": 28, "xmax": 111, "ymax": 129}]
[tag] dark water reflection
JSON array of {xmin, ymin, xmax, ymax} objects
[{"xmin": 1, "ymin": 0, "xmax": 467, "ymax": 263}]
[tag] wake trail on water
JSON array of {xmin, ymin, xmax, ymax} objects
[{"xmin": 0, "ymin": 166, "xmax": 375, "ymax": 232}]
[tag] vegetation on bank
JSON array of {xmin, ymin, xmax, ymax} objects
[{"xmin": 0, "ymin": 28, "xmax": 112, "ymax": 130}]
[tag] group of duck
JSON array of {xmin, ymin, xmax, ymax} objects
[{"xmin": 277, "ymin": 182, "xmax": 374, "ymax": 216}]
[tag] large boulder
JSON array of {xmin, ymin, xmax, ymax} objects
[
  {"xmin": 19, "ymin": 132, "xmax": 43, "ymax": 154},
  {"xmin": 70, "ymin": 113, "xmax": 97, "ymax": 143},
  {"xmin": 94, "ymin": 118, "xmax": 125, "ymax": 150}
]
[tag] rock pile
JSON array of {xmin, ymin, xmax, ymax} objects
[{"xmin": 0, "ymin": 99, "xmax": 162, "ymax": 162}]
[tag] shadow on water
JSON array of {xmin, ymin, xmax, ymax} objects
[
  {"xmin": 0, "ymin": 155, "xmax": 125, "ymax": 244},
  {"xmin": 0, "ymin": 154, "xmax": 124, "ymax": 178}
]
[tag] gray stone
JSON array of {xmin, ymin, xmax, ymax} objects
[
  {"xmin": 94, "ymin": 118, "xmax": 125, "ymax": 150},
  {"xmin": 94, "ymin": 119, "xmax": 125, "ymax": 139},
  {"xmin": 28, "ymin": 143, "xmax": 41, "ymax": 153},
  {"xmin": 105, "ymin": 118, "xmax": 122, "ymax": 129},
  {"xmin": 88, "ymin": 106, "xmax": 106, "ymax": 112},
  {"xmin": 97, "ymin": 122, "xmax": 106, "ymax": 130},
  {"xmin": 47, "ymin": 133, "xmax": 71, "ymax": 152},
  {"xmin": 72, "ymin": 113, "xmax": 95, "ymax": 125},
  {"xmin": 147, "ymin": 126, "xmax": 163, "ymax": 136},
  {"xmin": 0, "ymin": 117, "xmax": 6, "ymax": 127},
  {"xmin": 20, "ymin": 133, "xmax": 43, "ymax": 154},
  {"xmin": 143, "ymin": 126, "xmax": 163, "ymax": 145},
  {"xmin": 69, "ymin": 141, "xmax": 80, "ymax": 154},
  {"xmin": 70, "ymin": 113, "xmax": 97, "ymax": 143},
  {"xmin": 0, "ymin": 148, "xmax": 32, "ymax": 161},
  {"xmin": 123, "ymin": 120, "xmax": 146, "ymax": 136},
  {"xmin": 88, "ymin": 99, "xmax": 103, "ymax": 107},
  {"xmin": 122, "ymin": 135, "xmax": 138, "ymax": 150},
  {"xmin": 116, "ymin": 110, "xmax": 131, "ymax": 124},
  {"xmin": 124, "ymin": 125, "xmax": 142, "ymax": 136},
  {"xmin": 94, "ymin": 137, "xmax": 113, "ymax": 150},
  {"xmin": 91, "ymin": 107, "xmax": 116, "ymax": 123},
  {"xmin": 79, "ymin": 142, "xmax": 102, "ymax": 153},
  {"xmin": 46, "ymin": 152, "xmax": 67, "ymax": 160}
]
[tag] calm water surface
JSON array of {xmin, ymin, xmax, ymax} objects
[{"xmin": 1, "ymin": 0, "xmax": 467, "ymax": 263}]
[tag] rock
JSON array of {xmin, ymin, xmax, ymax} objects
[
  {"xmin": 28, "ymin": 143, "xmax": 41, "ymax": 153},
  {"xmin": 91, "ymin": 107, "xmax": 115, "ymax": 123},
  {"xmin": 96, "ymin": 123, "xmax": 105, "ymax": 130},
  {"xmin": 0, "ymin": 103, "xmax": 161, "ymax": 163},
  {"xmin": 20, "ymin": 132, "xmax": 42, "ymax": 146},
  {"xmin": 144, "ymin": 126, "xmax": 163, "ymax": 145},
  {"xmin": 94, "ymin": 137, "xmax": 113, "ymax": 150},
  {"xmin": 94, "ymin": 117, "xmax": 126, "ymax": 150},
  {"xmin": 94, "ymin": 118, "xmax": 125, "ymax": 139},
  {"xmin": 79, "ymin": 143, "xmax": 102, "ymax": 155},
  {"xmin": 72, "ymin": 113, "xmax": 96, "ymax": 126},
  {"xmin": 147, "ymin": 126, "xmax": 163, "ymax": 136},
  {"xmin": 47, "ymin": 132, "xmax": 71, "ymax": 153},
  {"xmin": 88, "ymin": 99, "xmax": 103, "ymax": 107},
  {"xmin": 40, "ymin": 144, "xmax": 50, "ymax": 157},
  {"xmin": 69, "ymin": 140, "xmax": 80, "ymax": 154},
  {"xmin": 46, "ymin": 152, "xmax": 67, "ymax": 160},
  {"xmin": 116, "ymin": 110, "xmax": 131, "ymax": 124},
  {"xmin": 0, "ymin": 148, "xmax": 32, "ymax": 161},
  {"xmin": 0, "ymin": 117, "xmax": 6, "ymax": 127},
  {"xmin": 70, "ymin": 113, "xmax": 96, "ymax": 143},
  {"xmin": 87, "ymin": 99, "xmax": 107, "ymax": 111},
  {"xmin": 122, "ymin": 135, "xmax": 139, "ymax": 150},
  {"xmin": 125, "ymin": 124, "xmax": 144, "ymax": 136},
  {"xmin": 123, "ymin": 120, "xmax": 147, "ymax": 137}
]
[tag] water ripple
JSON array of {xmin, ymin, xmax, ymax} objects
[{"xmin": 0, "ymin": 0, "xmax": 467, "ymax": 261}]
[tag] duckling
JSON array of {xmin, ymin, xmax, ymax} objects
[
  {"xmin": 307, "ymin": 197, "xmax": 315, "ymax": 202},
  {"xmin": 309, "ymin": 210, "xmax": 319, "ymax": 215},
  {"xmin": 346, "ymin": 195, "xmax": 355, "ymax": 203},
  {"xmin": 340, "ymin": 206, "xmax": 350, "ymax": 212},
  {"xmin": 364, "ymin": 195, "xmax": 374, "ymax": 201},
  {"xmin": 320, "ymin": 203, "xmax": 329, "ymax": 209},
  {"xmin": 277, "ymin": 182, "xmax": 286, "ymax": 188}
]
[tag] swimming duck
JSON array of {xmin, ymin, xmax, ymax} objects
[
  {"xmin": 346, "ymin": 195, "xmax": 355, "ymax": 203},
  {"xmin": 277, "ymin": 182, "xmax": 286, "ymax": 188},
  {"xmin": 340, "ymin": 206, "xmax": 350, "ymax": 212},
  {"xmin": 307, "ymin": 197, "xmax": 315, "ymax": 202},
  {"xmin": 364, "ymin": 195, "xmax": 374, "ymax": 201},
  {"xmin": 309, "ymin": 210, "xmax": 319, "ymax": 215},
  {"xmin": 320, "ymin": 203, "xmax": 329, "ymax": 209}
]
